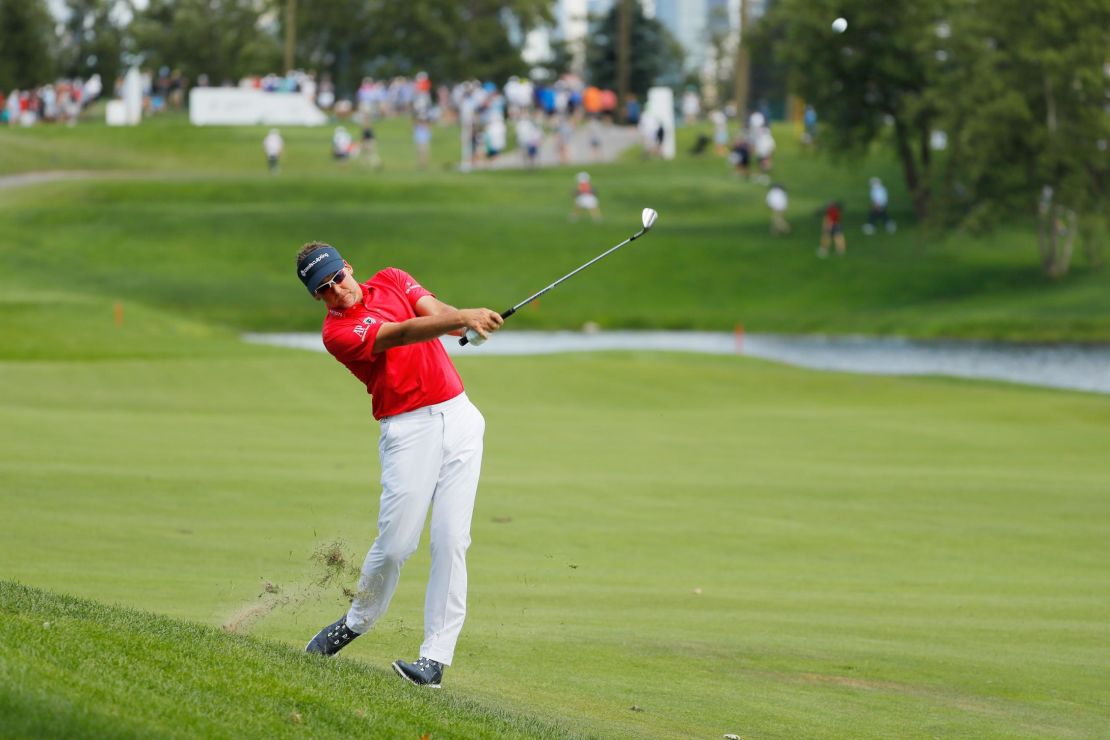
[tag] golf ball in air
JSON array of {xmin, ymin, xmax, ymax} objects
[{"xmin": 832, "ymin": 17, "xmax": 848, "ymax": 33}]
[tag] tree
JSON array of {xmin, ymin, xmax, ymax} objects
[
  {"xmin": 130, "ymin": 0, "xmax": 280, "ymax": 86},
  {"xmin": 758, "ymin": 0, "xmax": 952, "ymax": 220},
  {"xmin": 57, "ymin": 0, "xmax": 129, "ymax": 87},
  {"xmin": 280, "ymin": 0, "xmax": 373, "ymax": 93},
  {"xmin": 932, "ymin": 0, "xmax": 1108, "ymax": 277},
  {"xmin": 529, "ymin": 35, "xmax": 575, "ymax": 83},
  {"xmin": 585, "ymin": 0, "xmax": 684, "ymax": 99},
  {"xmin": 0, "ymin": 0, "xmax": 56, "ymax": 90},
  {"xmin": 283, "ymin": 0, "xmax": 552, "ymax": 93},
  {"xmin": 757, "ymin": 0, "xmax": 1108, "ymax": 276}
]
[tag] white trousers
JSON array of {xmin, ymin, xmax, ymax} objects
[{"xmin": 346, "ymin": 392, "xmax": 484, "ymax": 666}]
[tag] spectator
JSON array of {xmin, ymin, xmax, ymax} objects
[
  {"xmin": 753, "ymin": 125, "xmax": 776, "ymax": 183},
  {"xmin": 516, "ymin": 115, "xmax": 542, "ymax": 169},
  {"xmin": 690, "ymin": 134, "xmax": 711, "ymax": 155},
  {"xmin": 819, "ymin": 201, "xmax": 847, "ymax": 258},
  {"xmin": 802, "ymin": 105, "xmax": 817, "ymax": 147},
  {"xmin": 360, "ymin": 125, "xmax": 383, "ymax": 170},
  {"xmin": 414, "ymin": 71, "xmax": 432, "ymax": 116},
  {"xmin": 730, "ymin": 135, "xmax": 751, "ymax": 179},
  {"xmin": 863, "ymin": 177, "xmax": 896, "ymax": 234},
  {"xmin": 681, "ymin": 87, "xmax": 700, "ymax": 124},
  {"xmin": 599, "ymin": 88, "xmax": 617, "ymax": 123},
  {"xmin": 5, "ymin": 89, "xmax": 19, "ymax": 127},
  {"xmin": 711, "ymin": 110, "xmax": 729, "ymax": 155},
  {"xmin": 766, "ymin": 184, "xmax": 790, "ymax": 235},
  {"xmin": 583, "ymin": 85, "xmax": 602, "ymax": 119},
  {"xmin": 571, "ymin": 171, "xmax": 602, "ymax": 222},
  {"xmin": 413, "ymin": 116, "xmax": 431, "ymax": 169},
  {"xmin": 483, "ymin": 114, "xmax": 506, "ymax": 162},
  {"xmin": 588, "ymin": 116, "xmax": 603, "ymax": 161},
  {"xmin": 624, "ymin": 95, "xmax": 640, "ymax": 126},
  {"xmin": 317, "ymin": 76, "xmax": 336, "ymax": 110},
  {"xmin": 555, "ymin": 115, "xmax": 573, "ymax": 165},
  {"xmin": 263, "ymin": 128, "xmax": 284, "ymax": 173},
  {"xmin": 332, "ymin": 126, "xmax": 353, "ymax": 161}
]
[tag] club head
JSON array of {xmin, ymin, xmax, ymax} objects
[{"xmin": 641, "ymin": 208, "xmax": 659, "ymax": 231}]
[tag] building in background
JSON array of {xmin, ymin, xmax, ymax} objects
[
  {"xmin": 525, "ymin": 0, "xmax": 656, "ymax": 76},
  {"xmin": 654, "ymin": 0, "xmax": 706, "ymax": 72},
  {"xmin": 523, "ymin": 0, "xmax": 769, "ymax": 91}
]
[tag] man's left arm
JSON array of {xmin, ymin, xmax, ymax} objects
[{"xmin": 415, "ymin": 295, "xmax": 466, "ymax": 337}]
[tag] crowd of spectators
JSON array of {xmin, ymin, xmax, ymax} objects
[
  {"xmin": 1, "ymin": 75, "xmax": 102, "ymax": 127},
  {"xmin": 3, "ymin": 64, "xmax": 646, "ymax": 167},
  {"xmin": 306, "ymin": 71, "xmax": 637, "ymax": 170}
]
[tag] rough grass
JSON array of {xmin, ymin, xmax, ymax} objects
[{"xmin": 0, "ymin": 581, "xmax": 575, "ymax": 739}]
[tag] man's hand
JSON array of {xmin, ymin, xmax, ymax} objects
[{"xmin": 457, "ymin": 308, "xmax": 503, "ymax": 342}]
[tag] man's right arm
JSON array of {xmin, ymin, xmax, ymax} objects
[{"xmin": 372, "ymin": 308, "xmax": 502, "ymax": 354}]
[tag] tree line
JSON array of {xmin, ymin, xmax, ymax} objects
[
  {"xmin": 0, "ymin": 0, "xmax": 685, "ymax": 99},
  {"xmin": 0, "ymin": 0, "xmax": 555, "ymax": 96}
]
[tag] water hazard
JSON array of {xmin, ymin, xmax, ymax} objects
[{"xmin": 242, "ymin": 331, "xmax": 1110, "ymax": 395}]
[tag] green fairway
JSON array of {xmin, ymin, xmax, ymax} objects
[{"xmin": 1, "ymin": 323, "xmax": 1108, "ymax": 737}]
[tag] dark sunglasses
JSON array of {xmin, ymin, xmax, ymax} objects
[{"xmin": 314, "ymin": 269, "xmax": 346, "ymax": 295}]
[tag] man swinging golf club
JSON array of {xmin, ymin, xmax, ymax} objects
[
  {"xmin": 298, "ymin": 241, "xmax": 502, "ymax": 688},
  {"xmin": 299, "ymin": 209, "xmax": 657, "ymax": 687}
]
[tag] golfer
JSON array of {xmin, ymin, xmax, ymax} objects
[{"xmin": 298, "ymin": 241, "xmax": 502, "ymax": 688}]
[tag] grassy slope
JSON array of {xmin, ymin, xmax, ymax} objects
[
  {"xmin": 1, "ymin": 316, "xmax": 1108, "ymax": 737},
  {"xmin": 0, "ymin": 581, "xmax": 572, "ymax": 739},
  {"xmin": 1, "ymin": 112, "xmax": 1108, "ymax": 737},
  {"xmin": 1, "ymin": 114, "xmax": 1107, "ymax": 341}
]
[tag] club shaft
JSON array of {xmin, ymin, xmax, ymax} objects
[
  {"xmin": 459, "ymin": 223, "xmax": 651, "ymax": 346},
  {"xmin": 508, "ymin": 228, "xmax": 646, "ymax": 313}
]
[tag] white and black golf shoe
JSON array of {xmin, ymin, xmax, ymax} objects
[
  {"xmin": 392, "ymin": 656, "xmax": 443, "ymax": 688},
  {"xmin": 305, "ymin": 615, "xmax": 360, "ymax": 656}
]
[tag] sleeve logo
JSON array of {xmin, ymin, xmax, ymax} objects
[{"xmin": 352, "ymin": 316, "xmax": 376, "ymax": 340}]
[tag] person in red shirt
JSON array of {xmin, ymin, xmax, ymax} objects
[
  {"xmin": 818, "ymin": 200, "xmax": 846, "ymax": 258},
  {"xmin": 298, "ymin": 241, "xmax": 502, "ymax": 688}
]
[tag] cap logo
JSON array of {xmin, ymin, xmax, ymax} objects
[{"xmin": 299, "ymin": 251, "xmax": 330, "ymax": 277}]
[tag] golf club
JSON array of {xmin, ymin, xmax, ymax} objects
[{"xmin": 460, "ymin": 207, "xmax": 660, "ymax": 346}]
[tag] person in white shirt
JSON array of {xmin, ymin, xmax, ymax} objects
[
  {"xmin": 864, "ymin": 177, "xmax": 896, "ymax": 234},
  {"xmin": 332, "ymin": 126, "xmax": 353, "ymax": 161},
  {"xmin": 483, "ymin": 115, "xmax": 507, "ymax": 162},
  {"xmin": 515, "ymin": 116, "xmax": 542, "ymax": 169},
  {"xmin": 682, "ymin": 88, "xmax": 700, "ymax": 124},
  {"xmin": 766, "ymin": 184, "xmax": 790, "ymax": 235},
  {"xmin": 263, "ymin": 129, "xmax": 284, "ymax": 173},
  {"xmin": 753, "ymin": 126, "xmax": 776, "ymax": 183},
  {"xmin": 711, "ymin": 110, "xmax": 729, "ymax": 155}
]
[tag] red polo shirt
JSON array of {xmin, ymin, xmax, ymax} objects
[{"xmin": 322, "ymin": 267, "xmax": 464, "ymax": 419}]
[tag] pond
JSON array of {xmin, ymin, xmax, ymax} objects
[{"xmin": 243, "ymin": 331, "xmax": 1110, "ymax": 395}]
